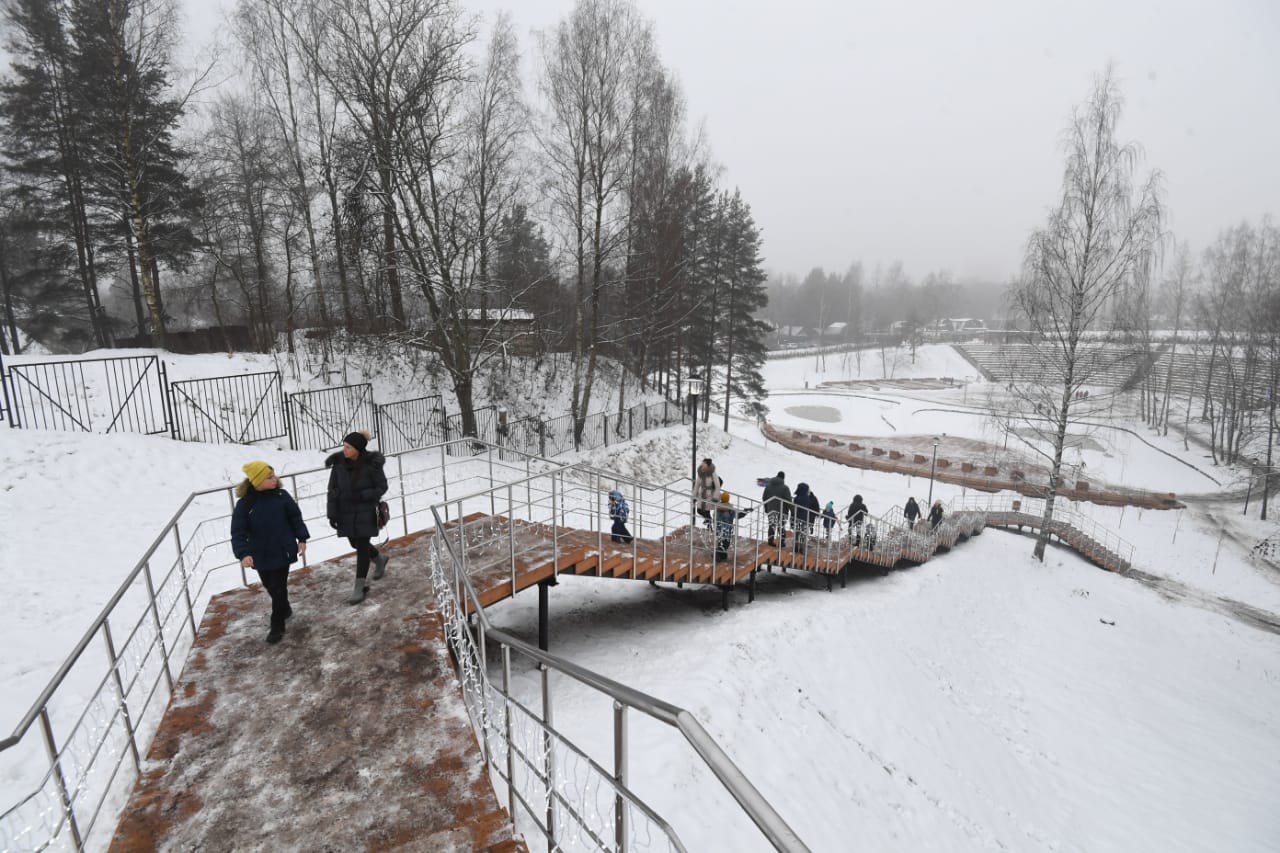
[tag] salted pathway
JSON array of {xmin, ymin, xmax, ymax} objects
[{"xmin": 108, "ymin": 532, "xmax": 524, "ymax": 853}]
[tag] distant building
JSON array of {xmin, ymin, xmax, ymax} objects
[
  {"xmin": 821, "ymin": 321, "xmax": 849, "ymax": 340},
  {"xmin": 776, "ymin": 325, "xmax": 817, "ymax": 349}
]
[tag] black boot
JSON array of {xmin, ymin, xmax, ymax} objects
[{"xmin": 266, "ymin": 622, "xmax": 285, "ymax": 644}]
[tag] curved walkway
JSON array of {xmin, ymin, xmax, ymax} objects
[{"xmin": 763, "ymin": 422, "xmax": 1182, "ymax": 511}]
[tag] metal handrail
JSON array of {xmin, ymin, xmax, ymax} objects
[
  {"xmin": 0, "ymin": 438, "xmax": 564, "ymax": 851},
  {"xmin": 428, "ymin": 471, "xmax": 812, "ymax": 852}
]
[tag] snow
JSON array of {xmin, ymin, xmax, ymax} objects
[{"xmin": 2, "ymin": 343, "xmax": 1279, "ymax": 851}]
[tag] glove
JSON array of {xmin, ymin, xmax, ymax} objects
[{"xmin": 328, "ymin": 517, "xmax": 338, "ymax": 529}]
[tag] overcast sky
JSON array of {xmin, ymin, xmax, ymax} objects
[{"xmin": 183, "ymin": 0, "xmax": 1278, "ymax": 283}]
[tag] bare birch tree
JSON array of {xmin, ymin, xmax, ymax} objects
[
  {"xmin": 539, "ymin": 0, "xmax": 654, "ymax": 445},
  {"xmin": 1009, "ymin": 67, "xmax": 1163, "ymax": 561}
]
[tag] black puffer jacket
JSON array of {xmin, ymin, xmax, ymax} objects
[
  {"xmin": 326, "ymin": 450, "xmax": 388, "ymax": 538},
  {"xmin": 231, "ymin": 488, "xmax": 310, "ymax": 571}
]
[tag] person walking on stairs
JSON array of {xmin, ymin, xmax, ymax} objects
[
  {"xmin": 761, "ymin": 471, "xmax": 793, "ymax": 547},
  {"xmin": 608, "ymin": 489, "xmax": 634, "ymax": 543},
  {"xmin": 694, "ymin": 458, "xmax": 722, "ymax": 527},
  {"xmin": 231, "ymin": 461, "xmax": 310, "ymax": 644},
  {"xmin": 904, "ymin": 496, "xmax": 922, "ymax": 528},
  {"xmin": 714, "ymin": 491, "xmax": 753, "ymax": 562},
  {"xmin": 846, "ymin": 494, "xmax": 870, "ymax": 546},
  {"xmin": 326, "ymin": 431, "xmax": 389, "ymax": 604}
]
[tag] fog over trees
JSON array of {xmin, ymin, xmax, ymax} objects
[{"xmin": 0, "ymin": 0, "xmax": 1275, "ymax": 451}]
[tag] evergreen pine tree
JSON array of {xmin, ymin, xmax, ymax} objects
[{"xmin": 717, "ymin": 190, "xmax": 769, "ymax": 425}]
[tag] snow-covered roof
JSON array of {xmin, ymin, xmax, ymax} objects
[{"xmin": 460, "ymin": 308, "xmax": 536, "ymax": 322}]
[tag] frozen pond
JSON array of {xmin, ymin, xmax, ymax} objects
[{"xmin": 783, "ymin": 404, "xmax": 841, "ymax": 423}]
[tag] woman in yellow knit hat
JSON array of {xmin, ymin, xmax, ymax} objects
[{"xmin": 230, "ymin": 461, "xmax": 310, "ymax": 644}]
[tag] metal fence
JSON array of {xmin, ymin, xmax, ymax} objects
[
  {"xmin": 168, "ymin": 371, "xmax": 287, "ymax": 445},
  {"xmin": 287, "ymin": 383, "xmax": 376, "ymax": 450},
  {"xmin": 375, "ymin": 394, "xmax": 446, "ymax": 455},
  {"xmin": 0, "ymin": 355, "xmax": 688, "ymax": 460},
  {"xmin": 443, "ymin": 406, "xmax": 498, "ymax": 455},
  {"xmin": 4, "ymin": 355, "xmax": 169, "ymax": 434},
  {"xmin": 503, "ymin": 400, "xmax": 686, "ymax": 460}
]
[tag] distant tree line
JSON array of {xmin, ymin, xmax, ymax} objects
[
  {"xmin": 764, "ymin": 263, "xmax": 1006, "ymax": 345},
  {"xmin": 0, "ymin": 0, "xmax": 770, "ymax": 442}
]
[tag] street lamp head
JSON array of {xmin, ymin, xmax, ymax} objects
[{"xmin": 688, "ymin": 374, "xmax": 704, "ymax": 399}]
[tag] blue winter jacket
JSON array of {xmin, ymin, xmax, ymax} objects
[{"xmin": 231, "ymin": 488, "xmax": 311, "ymax": 571}]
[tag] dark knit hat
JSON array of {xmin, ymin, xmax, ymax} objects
[
  {"xmin": 343, "ymin": 431, "xmax": 370, "ymax": 452},
  {"xmin": 776, "ymin": 471, "xmax": 785, "ymax": 479}
]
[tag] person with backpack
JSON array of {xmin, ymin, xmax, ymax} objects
[
  {"xmin": 608, "ymin": 489, "xmax": 634, "ymax": 544},
  {"xmin": 846, "ymin": 494, "xmax": 869, "ymax": 546},
  {"xmin": 929, "ymin": 499, "xmax": 945, "ymax": 531},
  {"xmin": 231, "ymin": 461, "xmax": 310, "ymax": 644},
  {"xmin": 326, "ymin": 430, "xmax": 389, "ymax": 604},
  {"xmin": 761, "ymin": 470, "xmax": 793, "ymax": 547}
]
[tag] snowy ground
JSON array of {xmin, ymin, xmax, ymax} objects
[{"xmin": 2, "ymin": 343, "xmax": 1279, "ymax": 851}]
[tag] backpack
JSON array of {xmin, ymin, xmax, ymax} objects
[{"xmin": 376, "ymin": 500, "xmax": 391, "ymax": 530}]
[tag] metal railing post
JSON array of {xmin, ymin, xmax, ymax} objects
[
  {"xmin": 489, "ymin": 446, "xmax": 496, "ymax": 516},
  {"xmin": 441, "ymin": 443, "xmax": 449, "ymax": 505},
  {"xmin": 102, "ymin": 622, "xmax": 141, "ymax": 773},
  {"xmin": 502, "ymin": 646, "xmax": 516, "ymax": 824},
  {"xmin": 509, "ymin": 483, "xmax": 517, "ymax": 593},
  {"xmin": 38, "ymin": 708, "xmax": 83, "ymax": 852},
  {"xmin": 142, "ymin": 560, "xmax": 175, "ymax": 695},
  {"xmin": 552, "ymin": 474, "xmax": 560, "ymax": 573},
  {"xmin": 542, "ymin": 662, "xmax": 556, "ymax": 853},
  {"xmin": 614, "ymin": 700, "xmax": 629, "ymax": 852},
  {"xmin": 661, "ymin": 487, "xmax": 669, "ymax": 581},
  {"xmin": 479, "ymin": 621, "xmax": 491, "ymax": 766},
  {"xmin": 397, "ymin": 454, "xmax": 409, "ymax": 538},
  {"xmin": 172, "ymin": 524, "xmax": 198, "ymax": 638}
]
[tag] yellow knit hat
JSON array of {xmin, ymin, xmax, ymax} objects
[{"xmin": 242, "ymin": 460, "xmax": 274, "ymax": 488}]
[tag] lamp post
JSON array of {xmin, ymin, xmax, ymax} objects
[
  {"xmin": 688, "ymin": 373, "xmax": 703, "ymax": 483},
  {"xmin": 927, "ymin": 435, "xmax": 940, "ymax": 507}
]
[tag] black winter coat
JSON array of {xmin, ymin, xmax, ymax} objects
[
  {"xmin": 761, "ymin": 476, "xmax": 793, "ymax": 516},
  {"xmin": 904, "ymin": 499, "xmax": 922, "ymax": 523},
  {"xmin": 846, "ymin": 497, "xmax": 868, "ymax": 525},
  {"xmin": 231, "ymin": 488, "xmax": 310, "ymax": 571},
  {"xmin": 326, "ymin": 451, "xmax": 389, "ymax": 538},
  {"xmin": 793, "ymin": 484, "xmax": 820, "ymax": 526}
]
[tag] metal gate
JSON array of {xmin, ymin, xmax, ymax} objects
[
  {"xmin": 287, "ymin": 383, "xmax": 376, "ymax": 450},
  {"xmin": 5, "ymin": 354, "xmax": 169, "ymax": 434},
  {"xmin": 442, "ymin": 405, "xmax": 496, "ymax": 455},
  {"xmin": 375, "ymin": 394, "xmax": 445, "ymax": 454},
  {"xmin": 169, "ymin": 371, "xmax": 287, "ymax": 444},
  {"xmin": 0, "ymin": 349, "xmax": 10, "ymax": 427}
]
